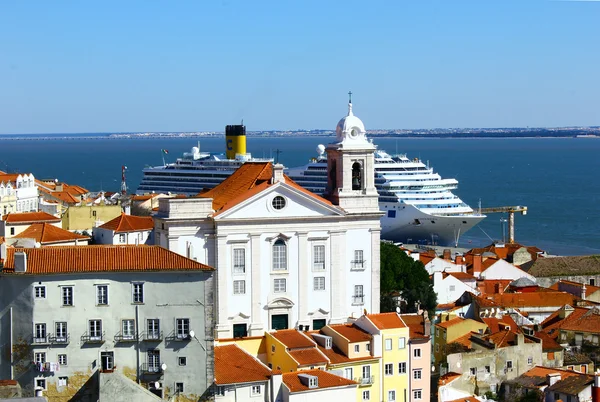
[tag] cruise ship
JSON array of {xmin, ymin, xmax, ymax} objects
[
  {"xmin": 138, "ymin": 110, "xmax": 485, "ymax": 246},
  {"xmin": 136, "ymin": 125, "xmax": 273, "ymax": 195},
  {"xmin": 286, "ymin": 146, "xmax": 485, "ymax": 246}
]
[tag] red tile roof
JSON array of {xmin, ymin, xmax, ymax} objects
[
  {"xmin": 549, "ymin": 280, "xmax": 600, "ymax": 295},
  {"xmin": 484, "ymin": 329, "xmax": 534, "ymax": 348},
  {"xmin": 482, "ymin": 316, "xmax": 519, "ymax": 333},
  {"xmin": 131, "ymin": 194, "xmax": 159, "ymax": 201},
  {"xmin": 477, "ymin": 280, "xmax": 511, "ymax": 295},
  {"xmin": 447, "ymin": 397, "xmax": 480, "ymax": 402},
  {"xmin": 2, "ymin": 212, "xmax": 61, "ymax": 224},
  {"xmin": 486, "ymin": 291, "xmax": 580, "ymax": 308},
  {"xmin": 289, "ymin": 348, "xmax": 328, "ymax": 366},
  {"xmin": 98, "ymin": 213, "xmax": 154, "ymax": 232},
  {"xmin": 445, "ymin": 271, "xmax": 476, "ymax": 281},
  {"xmin": 521, "ymin": 365, "xmax": 582, "ymax": 380},
  {"xmin": 271, "ymin": 330, "xmax": 316, "ymax": 349},
  {"xmin": 282, "ymin": 369, "xmax": 356, "ymax": 393},
  {"xmin": 327, "ymin": 324, "xmax": 372, "ymax": 342},
  {"xmin": 439, "ymin": 372, "xmax": 462, "ymax": 385},
  {"xmin": 315, "ymin": 345, "xmax": 377, "ymax": 365},
  {"xmin": 436, "ymin": 317, "xmax": 465, "ymax": 329},
  {"xmin": 214, "ymin": 344, "xmax": 272, "ymax": 385},
  {"xmin": 533, "ymin": 331, "xmax": 563, "ymax": 352},
  {"xmin": 2, "ymin": 245, "xmax": 213, "ymax": 275},
  {"xmin": 366, "ymin": 312, "xmax": 406, "ymax": 330},
  {"xmin": 13, "ymin": 223, "xmax": 89, "ymax": 244},
  {"xmin": 50, "ymin": 191, "xmax": 80, "ymax": 204},
  {"xmin": 400, "ymin": 314, "xmax": 429, "ymax": 339},
  {"xmin": 199, "ymin": 162, "xmax": 335, "ymax": 215},
  {"xmin": 541, "ymin": 306, "xmax": 600, "ymax": 335}
]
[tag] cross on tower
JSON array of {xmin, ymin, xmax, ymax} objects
[{"xmin": 348, "ymin": 91, "xmax": 352, "ymax": 104}]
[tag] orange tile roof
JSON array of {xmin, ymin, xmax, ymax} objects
[
  {"xmin": 98, "ymin": 213, "xmax": 154, "ymax": 232},
  {"xmin": 366, "ymin": 312, "xmax": 406, "ymax": 330},
  {"xmin": 2, "ymin": 245, "xmax": 213, "ymax": 275},
  {"xmin": 131, "ymin": 194, "xmax": 159, "ymax": 201},
  {"xmin": 199, "ymin": 162, "xmax": 335, "ymax": 215},
  {"xmin": 549, "ymin": 280, "xmax": 600, "ymax": 295},
  {"xmin": 289, "ymin": 348, "xmax": 328, "ymax": 366},
  {"xmin": 439, "ymin": 372, "xmax": 462, "ymax": 385},
  {"xmin": 533, "ymin": 331, "xmax": 563, "ymax": 352},
  {"xmin": 445, "ymin": 271, "xmax": 476, "ymax": 281},
  {"xmin": 482, "ymin": 316, "xmax": 519, "ymax": 333},
  {"xmin": 436, "ymin": 317, "xmax": 465, "ymax": 329},
  {"xmin": 447, "ymin": 397, "xmax": 480, "ymax": 402},
  {"xmin": 477, "ymin": 280, "xmax": 511, "ymax": 295},
  {"xmin": 271, "ymin": 330, "xmax": 316, "ymax": 349},
  {"xmin": 63, "ymin": 184, "xmax": 88, "ymax": 196},
  {"xmin": 484, "ymin": 329, "xmax": 534, "ymax": 348},
  {"xmin": 282, "ymin": 369, "xmax": 356, "ymax": 393},
  {"xmin": 214, "ymin": 344, "xmax": 272, "ymax": 385},
  {"xmin": 543, "ymin": 306, "xmax": 600, "ymax": 334},
  {"xmin": 2, "ymin": 212, "xmax": 61, "ymax": 224},
  {"xmin": 315, "ymin": 345, "xmax": 377, "ymax": 365},
  {"xmin": 400, "ymin": 314, "xmax": 429, "ymax": 339},
  {"xmin": 13, "ymin": 223, "xmax": 89, "ymax": 244},
  {"xmin": 327, "ymin": 324, "xmax": 371, "ymax": 343},
  {"xmin": 450, "ymin": 332, "xmax": 477, "ymax": 349},
  {"xmin": 486, "ymin": 291, "xmax": 580, "ymax": 308},
  {"xmin": 521, "ymin": 366, "xmax": 582, "ymax": 380},
  {"xmin": 50, "ymin": 191, "xmax": 80, "ymax": 204}
]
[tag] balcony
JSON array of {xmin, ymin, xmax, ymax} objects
[
  {"xmin": 49, "ymin": 333, "xmax": 70, "ymax": 345},
  {"xmin": 114, "ymin": 331, "xmax": 138, "ymax": 343},
  {"xmin": 354, "ymin": 376, "xmax": 375, "ymax": 385},
  {"xmin": 352, "ymin": 295, "xmax": 365, "ymax": 305},
  {"xmin": 31, "ymin": 335, "xmax": 50, "ymax": 345},
  {"xmin": 140, "ymin": 363, "xmax": 163, "ymax": 375},
  {"xmin": 166, "ymin": 331, "xmax": 192, "ymax": 342},
  {"xmin": 140, "ymin": 331, "xmax": 163, "ymax": 342},
  {"xmin": 350, "ymin": 260, "xmax": 366, "ymax": 271},
  {"xmin": 313, "ymin": 262, "xmax": 325, "ymax": 271},
  {"xmin": 80, "ymin": 331, "xmax": 105, "ymax": 344}
]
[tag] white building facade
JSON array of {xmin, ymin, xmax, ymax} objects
[
  {"xmin": 154, "ymin": 102, "xmax": 383, "ymax": 339},
  {"xmin": 0, "ymin": 173, "xmax": 39, "ymax": 215}
]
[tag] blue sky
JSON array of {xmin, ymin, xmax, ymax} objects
[{"xmin": 0, "ymin": 0, "xmax": 598, "ymax": 133}]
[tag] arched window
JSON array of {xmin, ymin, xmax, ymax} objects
[
  {"xmin": 273, "ymin": 239, "xmax": 287, "ymax": 271},
  {"xmin": 352, "ymin": 162, "xmax": 362, "ymax": 190}
]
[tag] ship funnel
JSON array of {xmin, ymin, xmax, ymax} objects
[{"xmin": 225, "ymin": 124, "xmax": 247, "ymax": 160}]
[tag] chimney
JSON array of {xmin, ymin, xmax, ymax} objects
[
  {"xmin": 547, "ymin": 373, "xmax": 561, "ymax": 387},
  {"xmin": 473, "ymin": 254, "xmax": 482, "ymax": 278},
  {"xmin": 516, "ymin": 332, "xmax": 524, "ymax": 346},
  {"xmin": 14, "ymin": 251, "xmax": 27, "ymax": 273},
  {"xmin": 272, "ymin": 163, "xmax": 286, "ymax": 184},
  {"xmin": 443, "ymin": 249, "xmax": 451, "ymax": 261},
  {"xmin": 455, "ymin": 255, "xmax": 464, "ymax": 265},
  {"xmin": 593, "ymin": 370, "xmax": 600, "ymax": 402},
  {"xmin": 423, "ymin": 310, "xmax": 431, "ymax": 337},
  {"xmin": 582, "ymin": 284, "xmax": 587, "ymax": 301}
]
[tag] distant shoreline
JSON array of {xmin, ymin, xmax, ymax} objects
[{"xmin": 0, "ymin": 131, "xmax": 598, "ymax": 141}]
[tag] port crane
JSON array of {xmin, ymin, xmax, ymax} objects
[{"xmin": 478, "ymin": 205, "xmax": 528, "ymax": 244}]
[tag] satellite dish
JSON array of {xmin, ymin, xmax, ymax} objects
[
  {"xmin": 316, "ymin": 144, "xmax": 326, "ymax": 155},
  {"xmin": 189, "ymin": 330, "xmax": 195, "ymax": 338},
  {"xmin": 161, "ymin": 363, "xmax": 167, "ymax": 371},
  {"xmin": 154, "ymin": 381, "xmax": 161, "ymax": 389}
]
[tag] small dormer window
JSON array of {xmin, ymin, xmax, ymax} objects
[{"xmin": 308, "ymin": 377, "xmax": 318, "ymax": 388}]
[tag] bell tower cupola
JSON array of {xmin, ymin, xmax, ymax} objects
[{"xmin": 325, "ymin": 93, "xmax": 380, "ymax": 214}]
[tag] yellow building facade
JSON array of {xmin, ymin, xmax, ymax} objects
[
  {"xmin": 434, "ymin": 317, "xmax": 488, "ymax": 365},
  {"xmin": 62, "ymin": 203, "xmax": 123, "ymax": 231}
]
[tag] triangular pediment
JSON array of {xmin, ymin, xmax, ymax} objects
[
  {"xmin": 266, "ymin": 297, "xmax": 295, "ymax": 309},
  {"xmin": 214, "ymin": 182, "xmax": 344, "ymax": 220}
]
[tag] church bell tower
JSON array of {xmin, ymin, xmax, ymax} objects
[{"xmin": 325, "ymin": 94, "xmax": 380, "ymax": 214}]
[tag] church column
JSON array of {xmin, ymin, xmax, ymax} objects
[
  {"xmin": 297, "ymin": 232, "xmax": 309, "ymax": 327},
  {"xmin": 215, "ymin": 234, "xmax": 230, "ymax": 339},
  {"xmin": 370, "ymin": 228, "xmax": 381, "ymax": 314},
  {"xmin": 249, "ymin": 233, "xmax": 264, "ymax": 336},
  {"xmin": 330, "ymin": 230, "xmax": 347, "ymax": 324}
]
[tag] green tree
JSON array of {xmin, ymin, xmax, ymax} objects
[{"xmin": 380, "ymin": 242, "xmax": 437, "ymax": 315}]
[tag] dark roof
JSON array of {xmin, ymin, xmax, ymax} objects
[
  {"xmin": 546, "ymin": 374, "xmax": 594, "ymax": 395},
  {"xmin": 509, "ymin": 277, "xmax": 537, "ymax": 287},
  {"xmin": 527, "ymin": 255, "xmax": 600, "ymax": 277},
  {"xmin": 563, "ymin": 351, "xmax": 593, "ymax": 365}
]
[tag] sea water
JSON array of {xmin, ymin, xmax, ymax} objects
[{"xmin": 1, "ymin": 136, "xmax": 598, "ymax": 255}]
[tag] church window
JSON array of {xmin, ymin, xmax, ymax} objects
[
  {"xmin": 272, "ymin": 196, "xmax": 286, "ymax": 210},
  {"xmin": 274, "ymin": 278, "xmax": 286, "ymax": 293},
  {"xmin": 313, "ymin": 245, "xmax": 325, "ymax": 270},
  {"xmin": 233, "ymin": 248, "xmax": 245, "ymax": 274},
  {"xmin": 352, "ymin": 162, "xmax": 362, "ymax": 190},
  {"xmin": 272, "ymin": 239, "xmax": 287, "ymax": 271}
]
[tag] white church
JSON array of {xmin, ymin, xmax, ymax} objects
[{"xmin": 154, "ymin": 102, "xmax": 384, "ymax": 339}]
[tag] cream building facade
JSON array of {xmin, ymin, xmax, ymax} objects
[{"xmin": 154, "ymin": 102, "xmax": 383, "ymax": 340}]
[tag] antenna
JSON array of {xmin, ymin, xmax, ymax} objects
[
  {"xmin": 121, "ymin": 166, "xmax": 127, "ymax": 195},
  {"xmin": 274, "ymin": 149, "xmax": 283, "ymax": 164}
]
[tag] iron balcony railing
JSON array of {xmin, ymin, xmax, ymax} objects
[
  {"xmin": 114, "ymin": 331, "xmax": 138, "ymax": 343},
  {"xmin": 140, "ymin": 331, "xmax": 163, "ymax": 342},
  {"xmin": 80, "ymin": 331, "xmax": 105, "ymax": 344},
  {"xmin": 354, "ymin": 376, "xmax": 375, "ymax": 385},
  {"xmin": 350, "ymin": 260, "xmax": 366, "ymax": 271},
  {"xmin": 352, "ymin": 295, "xmax": 365, "ymax": 305},
  {"xmin": 166, "ymin": 331, "xmax": 192, "ymax": 341},
  {"xmin": 49, "ymin": 333, "xmax": 70, "ymax": 345},
  {"xmin": 140, "ymin": 362, "xmax": 163, "ymax": 375},
  {"xmin": 31, "ymin": 335, "xmax": 50, "ymax": 345}
]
